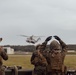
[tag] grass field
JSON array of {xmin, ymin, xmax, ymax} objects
[
  {"xmin": 64, "ymin": 55, "xmax": 76, "ymax": 69},
  {"xmin": 3, "ymin": 55, "xmax": 34, "ymax": 70},
  {"xmin": 3, "ymin": 54, "xmax": 76, "ymax": 70}
]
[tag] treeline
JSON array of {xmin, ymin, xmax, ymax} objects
[
  {"xmin": 68, "ymin": 44, "xmax": 76, "ymax": 50},
  {"xmin": 3, "ymin": 45, "xmax": 35, "ymax": 52},
  {"xmin": 3, "ymin": 44, "xmax": 76, "ymax": 52}
]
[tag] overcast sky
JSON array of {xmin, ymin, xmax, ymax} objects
[{"xmin": 0, "ymin": 0, "xmax": 76, "ymax": 45}]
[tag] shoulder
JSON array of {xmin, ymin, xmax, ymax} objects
[
  {"xmin": 32, "ymin": 50, "xmax": 38, "ymax": 55},
  {"xmin": 0, "ymin": 46, "xmax": 3, "ymax": 52},
  {"xmin": 0, "ymin": 46, "xmax": 3, "ymax": 49}
]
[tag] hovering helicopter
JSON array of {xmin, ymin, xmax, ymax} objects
[{"xmin": 20, "ymin": 35, "xmax": 43, "ymax": 44}]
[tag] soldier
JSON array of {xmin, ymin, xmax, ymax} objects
[
  {"xmin": 0, "ymin": 38, "xmax": 8, "ymax": 75},
  {"xmin": 31, "ymin": 36, "xmax": 52, "ymax": 75},
  {"xmin": 47, "ymin": 35, "xmax": 68, "ymax": 75}
]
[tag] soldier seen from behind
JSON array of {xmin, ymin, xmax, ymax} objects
[
  {"xmin": 0, "ymin": 38, "xmax": 8, "ymax": 75},
  {"xmin": 31, "ymin": 36, "xmax": 52, "ymax": 75},
  {"xmin": 46, "ymin": 35, "xmax": 68, "ymax": 75}
]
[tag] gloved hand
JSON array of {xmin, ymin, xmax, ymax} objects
[
  {"xmin": 45, "ymin": 36, "xmax": 52, "ymax": 42},
  {"xmin": 53, "ymin": 35, "xmax": 61, "ymax": 41}
]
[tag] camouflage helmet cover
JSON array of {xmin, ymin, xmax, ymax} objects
[{"xmin": 50, "ymin": 40, "xmax": 62, "ymax": 50}]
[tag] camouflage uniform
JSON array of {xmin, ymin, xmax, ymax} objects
[
  {"xmin": 0, "ymin": 46, "xmax": 8, "ymax": 75},
  {"xmin": 46, "ymin": 36, "xmax": 68, "ymax": 75},
  {"xmin": 31, "ymin": 36, "xmax": 52, "ymax": 75}
]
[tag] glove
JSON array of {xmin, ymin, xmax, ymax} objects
[
  {"xmin": 45, "ymin": 36, "xmax": 52, "ymax": 42},
  {"xmin": 53, "ymin": 35, "xmax": 61, "ymax": 41}
]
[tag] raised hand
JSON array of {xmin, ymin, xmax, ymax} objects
[
  {"xmin": 45, "ymin": 36, "xmax": 52, "ymax": 42},
  {"xmin": 53, "ymin": 35, "xmax": 61, "ymax": 41}
]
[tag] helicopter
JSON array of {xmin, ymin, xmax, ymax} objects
[{"xmin": 19, "ymin": 35, "xmax": 43, "ymax": 44}]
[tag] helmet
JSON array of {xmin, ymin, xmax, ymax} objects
[
  {"xmin": 36, "ymin": 43, "xmax": 45, "ymax": 50},
  {"xmin": 50, "ymin": 40, "xmax": 62, "ymax": 50}
]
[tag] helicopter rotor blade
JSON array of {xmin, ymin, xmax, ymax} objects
[
  {"xmin": 19, "ymin": 35, "xmax": 44, "ymax": 37},
  {"xmin": 32, "ymin": 36, "xmax": 44, "ymax": 37},
  {"xmin": 19, "ymin": 35, "xmax": 29, "ymax": 37}
]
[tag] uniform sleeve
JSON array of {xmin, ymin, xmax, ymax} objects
[
  {"xmin": 1, "ymin": 50, "xmax": 8, "ymax": 60},
  {"xmin": 59, "ymin": 40, "xmax": 68, "ymax": 61},
  {"xmin": 59, "ymin": 39, "xmax": 68, "ymax": 51},
  {"xmin": 0, "ymin": 46, "xmax": 8, "ymax": 60},
  {"xmin": 30, "ymin": 52, "xmax": 35, "ymax": 64},
  {"xmin": 43, "ymin": 51, "xmax": 50, "ymax": 64},
  {"xmin": 30, "ymin": 51, "xmax": 39, "ymax": 65}
]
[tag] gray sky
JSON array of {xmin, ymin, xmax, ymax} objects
[{"xmin": 0, "ymin": 0, "xmax": 76, "ymax": 45}]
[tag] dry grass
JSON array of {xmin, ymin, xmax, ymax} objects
[
  {"xmin": 3, "ymin": 55, "xmax": 34, "ymax": 70},
  {"xmin": 3, "ymin": 54, "xmax": 76, "ymax": 70},
  {"xmin": 64, "ymin": 55, "xmax": 76, "ymax": 69}
]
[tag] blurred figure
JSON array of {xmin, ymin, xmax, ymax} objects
[
  {"xmin": 0, "ymin": 38, "xmax": 2, "ymax": 42},
  {"xmin": 47, "ymin": 35, "xmax": 68, "ymax": 75},
  {"xmin": 31, "ymin": 36, "xmax": 52, "ymax": 75},
  {"xmin": 0, "ymin": 38, "xmax": 8, "ymax": 75}
]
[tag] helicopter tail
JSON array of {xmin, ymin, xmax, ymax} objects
[{"xmin": 36, "ymin": 38, "xmax": 41, "ymax": 42}]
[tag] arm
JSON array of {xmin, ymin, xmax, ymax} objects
[
  {"xmin": 53, "ymin": 35, "xmax": 68, "ymax": 50},
  {"xmin": 30, "ymin": 52, "xmax": 36, "ymax": 65},
  {"xmin": 41, "ymin": 36, "xmax": 52, "ymax": 49},
  {"xmin": 31, "ymin": 50, "xmax": 48, "ymax": 66},
  {"xmin": 0, "ymin": 47, "xmax": 8, "ymax": 60},
  {"xmin": 38, "ymin": 50, "xmax": 48, "ymax": 66},
  {"xmin": 30, "ymin": 51, "xmax": 39, "ymax": 65}
]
